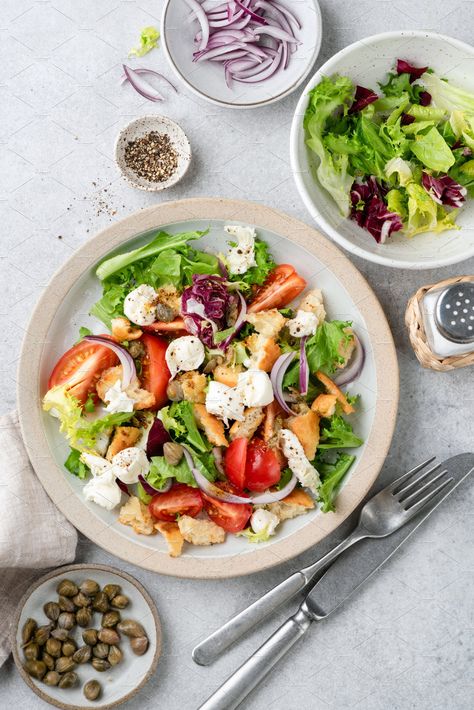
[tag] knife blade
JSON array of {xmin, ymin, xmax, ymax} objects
[{"xmin": 198, "ymin": 452, "xmax": 474, "ymax": 710}]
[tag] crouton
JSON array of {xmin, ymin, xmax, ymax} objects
[
  {"xmin": 286, "ymin": 410, "xmax": 320, "ymax": 460},
  {"xmin": 266, "ymin": 488, "xmax": 315, "ymax": 521},
  {"xmin": 119, "ymin": 496, "xmax": 156, "ymax": 535},
  {"xmin": 96, "ymin": 366, "xmax": 121, "ymax": 402},
  {"xmin": 246, "ymin": 309, "xmax": 287, "ymax": 338},
  {"xmin": 156, "ymin": 284, "xmax": 181, "ymax": 315},
  {"xmin": 229, "ymin": 407, "xmax": 265, "ymax": 441},
  {"xmin": 177, "ymin": 515, "xmax": 226, "ymax": 545},
  {"xmin": 299, "ymin": 288, "xmax": 326, "ymax": 323},
  {"xmin": 155, "ymin": 521, "xmax": 185, "ymax": 557},
  {"xmin": 96, "ymin": 365, "xmax": 155, "ymax": 411},
  {"xmin": 315, "ymin": 371, "xmax": 354, "ymax": 415},
  {"xmin": 177, "ymin": 371, "xmax": 207, "ymax": 403},
  {"xmin": 106, "ymin": 426, "xmax": 140, "ymax": 461},
  {"xmin": 263, "ymin": 400, "xmax": 284, "ymax": 442},
  {"xmin": 311, "ymin": 393, "xmax": 338, "ymax": 418},
  {"xmin": 246, "ymin": 334, "xmax": 281, "ymax": 372},
  {"xmin": 111, "ymin": 317, "xmax": 142, "ymax": 342},
  {"xmin": 193, "ymin": 403, "xmax": 228, "ymax": 447},
  {"xmin": 213, "ymin": 364, "xmax": 243, "ymax": 388}
]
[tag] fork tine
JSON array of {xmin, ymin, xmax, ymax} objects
[
  {"xmin": 403, "ymin": 476, "xmax": 454, "ymax": 515},
  {"xmin": 395, "ymin": 462, "xmax": 442, "ymax": 499},
  {"xmin": 387, "ymin": 456, "xmax": 437, "ymax": 494},
  {"xmin": 400, "ymin": 469, "xmax": 448, "ymax": 506}
]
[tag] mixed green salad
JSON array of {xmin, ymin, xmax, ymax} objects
[
  {"xmin": 43, "ymin": 226, "xmax": 364, "ymax": 557},
  {"xmin": 304, "ymin": 59, "xmax": 474, "ymax": 242}
]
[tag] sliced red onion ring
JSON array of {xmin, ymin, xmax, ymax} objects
[
  {"xmin": 138, "ymin": 473, "xmax": 173, "ymax": 496},
  {"xmin": 299, "ymin": 336, "xmax": 309, "ymax": 396},
  {"xmin": 270, "ymin": 352, "xmax": 296, "ymax": 416},
  {"xmin": 115, "ymin": 479, "xmax": 130, "ymax": 496},
  {"xmin": 333, "ymin": 334, "xmax": 365, "ymax": 387},
  {"xmin": 120, "ymin": 67, "xmax": 177, "ymax": 92},
  {"xmin": 234, "ymin": 0, "xmax": 267, "ymax": 24},
  {"xmin": 252, "ymin": 25, "xmax": 300, "ymax": 44},
  {"xmin": 122, "ymin": 64, "xmax": 165, "ymax": 102},
  {"xmin": 183, "ymin": 448, "xmax": 297, "ymax": 505},
  {"xmin": 220, "ymin": 292, "xmax": 247, "ymax": 349},
  {"xmin": 84, "ymin": 335, "xmax": 136, "ymax": 388},
  {"xmin": 212, "ymin": 446, "xmax": 225, "ymax": 475},
  {"xmin": 183, "ymin": 0, "xmax": 210, "ymax": 50}
]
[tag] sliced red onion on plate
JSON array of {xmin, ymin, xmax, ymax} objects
[
  {"xmin": 183, "ymin": 448, "xmax": 297, "ymax": 504},
  {"xmin": 333, "ymin": 334, "xmax": 365, "ymax": 387},
  {"xmin": 115, "ymin": 479, "xmax": 130, "ymax": 496},
  {"xmin": 84, "ymin": 335, "xmax": 136, "ymax": 388},
  {"xmin": 299, "ymin": 336, "xmax": 309, "ymax": 396},
  {"xmin": 138, "ymin": 473, "xmax": 173, "ymax": 496},
  {"xmin": 270, "ymin": 352, "xmax": 296, "ymax": 416}
]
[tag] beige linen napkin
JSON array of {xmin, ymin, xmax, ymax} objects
[{"xmin": 0, "ymin": 411, "xmax": 77, "ymax": 665}]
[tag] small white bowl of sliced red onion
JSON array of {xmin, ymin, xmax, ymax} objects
[
  {"xmin": 161, "ymin": 0, "xmax": 322, "ymax": 109},
  {"xmin": 290, "ymin": 31, "xmax": 474, "ymax": 269}
]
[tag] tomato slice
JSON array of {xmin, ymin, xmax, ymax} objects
[
  {"xmin": 140, "ymin": 333, "xmax": 170, "ymax": 410},
  {"xmin": 201, "ymin": 483, "xmax": 252, "ymax": 533},
  {"xmin": 143, "ymin": 318, "xmax": 187, "ymax": 334},
  {"xmin": 149, "ymin": 483, "xmax": 203, "ymax": 522},
  {"xmin": 248, "ymin": 264, "xmax": 307, "ymax": 313},
  {"xmin": 48, "ymin": 336, "xmax": 118, "ymax": 405},
  {"xmin": 245, "ymin": 439, "xmax": 282, "ymax": 492},
  {"xmin": 224, "ymin": 438, "xmax": 248, "ymax": 489}
]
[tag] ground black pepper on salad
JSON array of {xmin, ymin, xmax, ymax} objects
[
  {"xmin": 43, "ymin": 226, "xmax": 364, "ymax": 557},
  {"xmin": 304, "ymin": 59, "xmax": 474, "ymax": 243}
]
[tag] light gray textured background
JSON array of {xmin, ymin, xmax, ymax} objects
[{"xmin": 1, "ymin": 1, "xmax": 473, "ymax": 708}]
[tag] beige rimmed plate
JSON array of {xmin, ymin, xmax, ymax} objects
[
  {"xmin": 11, "ymin": 564, "xmax": 161, "ymax": 709},
  {"xmin": 17, "ymin": 198, "xmax": 399, "ymax": 579}
]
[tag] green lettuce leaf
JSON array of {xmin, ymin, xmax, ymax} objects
[
  {"xmin": 158, "ymin": 401, "xmax": 210, "ymax": 454},
  {"xmin": 410, "ymin": 126, "xmax": 455, "ymax": 172},
  {"xmin": 318, "ymin": 415, "xmax": 363, "ymax": 450},
  {"xmin": 64, "ymin": 448, "xmax": 90, "ymax": 479},
  {"xmin": 315, "ymin": 453, "xmax": 356, "ymax": 512},
  {"xmin": 421, "ymin": 72, "xmax": 474, "ymax": 113},
  {"xmin": 379, "ymin": 70, "xmax": 427, "ymax": 104},
  {"xmin": 128, "ymin": 26, "xmax": 159, "ymax": 58},
  {"xmin": 405, "ymin": 183, "xmax": 459, "ymax": 237},
  {"xmin": 238, "ymin": 527, "xmax": 274, "ymax": 543},
  {"xmin": 228, "ymin": 239, "xmax": 276, "ymax": 290}
]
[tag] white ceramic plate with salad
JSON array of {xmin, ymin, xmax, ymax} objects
[
  {"xmin": 18, "ymin": 198, "xmax": 398, "ymax": 579},
  {"xmin": 291, "ymin": 31, "xmax": 474, "ymax": 269},
  {"xmin": 161, "ymin": 0, "xmax": 322, "ymax": 108}
]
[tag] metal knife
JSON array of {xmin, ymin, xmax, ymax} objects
[{"xmin": 198, "ymin": 452, "xmax": 473, "ymax": 710}]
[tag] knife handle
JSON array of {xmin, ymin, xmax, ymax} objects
[
  {"xmin": 192, "ymin": 571, "xmax": 307, "ymax": 666},
  {"xmin": 198, "ymin": 606, "xmax": 313, "ymax": 710}
]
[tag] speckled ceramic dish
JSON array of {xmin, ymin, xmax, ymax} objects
[
  {"xmin": 17, "ymin": 198, "xmax": 399, "ymax": 579},
  {"xmin": 291, "ymin": 31, "xmax": 474, "ymax": 269},
  {"xmin": 11, "ymin": 564, "xmax": 161, "ymax": 709},
  {"xmin": 115, "ymin": 115, "xmax": 191, "ymax": 191}
]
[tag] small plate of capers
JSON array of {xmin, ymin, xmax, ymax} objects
[{"xmin": 11, "ymin": 564, "xmax": 162, "ymax": 709}]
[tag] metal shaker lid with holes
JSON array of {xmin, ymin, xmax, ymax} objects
[{"xmin": 435, "ymin": 283, "xmax": 474, "ymax": 344}]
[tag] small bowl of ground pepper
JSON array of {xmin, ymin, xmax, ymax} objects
[{"xmin": 115, "ymin": 115, "xmax": 191, "ymax": 191}]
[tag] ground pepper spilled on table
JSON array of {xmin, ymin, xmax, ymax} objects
[{"xmin": 124, "ymin": 131, "xmax": 178, "ymax": 183}]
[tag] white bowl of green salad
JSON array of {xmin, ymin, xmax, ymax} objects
[{"xmin": 290, "ymin": 31, "xmax": 474, "ymax": 269}]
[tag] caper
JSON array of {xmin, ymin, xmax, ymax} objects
[
  {"xmin": 80, "ymin": 579, "xmax": 100, "ymax": 596},
  {"xmin": 72, "ymin": 591, "xmax": 91, "ymax": 608},
  {"xmin": 55, "ymin": 656, "xmax": 76, "ymax": 673},
  {"xmin": 98, "ymin": 628, "xmax": 120, "ymax": 645},
  {"xmin": 45, "ymin": 637, "xmax": 62, "ymax": 658},
  {"xmin": 84, "ymin": 679, "xmax": 102, "ymax": 701},
  {"xmin": 51, "ymin": 628, "xmax": 69, "ymax": 641},
  {"xmin": 58, "ymin": 594, "xmax": 76, "ymax": 613},
  {"xmin": 82, "ymin": 628, "xmax": 98, "ymax": 646},
  {"xmin": 24, "ymin": 659, "xmax": 46, "ymax": 680},
  {"xmin": 76, "ymin": 607, "xmax": 92, "ymax": 628},
  {"xmin": 73, "ymin": 645, "xmax": 92, "ymax": 664},
  {"xmin": 166, "ymin": 379, "xmax": 184, "ymax": 402},
  {"xmin": 58, "ymin": 612, "xmax": 75, "ymax": 630},
  {"xmin": 91, "ymin": 658, "xmax": 110, "ymax": 672},
  {"xmin": 43, "ymin": 670, "xmax": 61, "ymax": 687},
  {"xmin": 56, "ymin": 579, "xmax": 78, "ymax": 597},
  {"xmin": 61, "ymin": 639, "xmax": 77, "ymax": 657},
  {"xmin": 108, "ymin": 645, "xmax": 123, "ymax": 666},
  {"xmin": 117, "ymin": 619, "xmax": 146, "ymax": 638},
  {"xmin": 130, "ymin": 636, "xmax": 149, "ymax": 656},
  {"xmin": 23, "ymin": 642, "xmax": 39, "ymax": 661},
  {"xmin": 156, "ymin": 302, "xmax": 175, "ymax": 322},
  {"xmin": 102, "ymin": 610, "xmax": 121, "ymax": 628},
  {"xmin": 58, "ymin": 671, "xmax": 78, "ymax": 689},
  {"xmin": 21, "ymin": 618, "xmax": 37, "ymax": 645},
  {"xmin": 34, "ymin": 624, "xmax": 52, "ymax": 645},
  {"xmin": 163, "ymin": 441, "xmax": 184, "ymax": 466},
  {"xmin": 93, "ymin": 642, "xmax": 109, "ymax": 659},
  {"xmin": 111, "ymin": 594, "xmax": 129, "ymax": 610},
  {"xmin": 103, "ymin": 584, "xmax": 121, "ymax": 601},
  {"xmin": 42, "ymin": 652, "xmax": 55, "ymax": 671},
  {"xmin": 43, "ymin": 601, "xmax": 60, "ymax": 622}
]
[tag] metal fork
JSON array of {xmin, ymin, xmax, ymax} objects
[{"xmin": 193, "ymin": 457, "xmax": 452, "ymax": 666}]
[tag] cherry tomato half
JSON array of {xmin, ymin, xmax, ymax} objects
[
  {"xmin": 248, "ymin": 264, "xmax": 307, "ymax": 313},
  {"xmin": 224, "ymin": 438, "xmax": 248, "ymax": 490},
  {"xmin": 139, "ymin": 333, "xmax": 170, "ymax": 410},
  {"xmin": 201, "ymin": 483, "xmax": 252, "ymax": 533},
  {"xmin": 149, "ymin": 483, "xmax": 203, "ymax": 522},
  {"xmin": 245, "ymin": 439, "xmax": 281, "ymax": 492}
]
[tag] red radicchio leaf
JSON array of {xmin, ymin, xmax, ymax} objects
[
  {"xmin": 146, "ymin": 418, "xmax": 171, "ymax": 458},
  {"xmin": 349, "ymin": 85, "xmax": 379, "ymax": 113},
  {"xmin": 401, "ymin": 113, "xmax": 416, "ymax": 126},
  {"xmin": 421, "ymin": 172, "xmax": 467, "ymax": 209},
  {"xmin": 181, "ymin": 274, "xmax": 237, "ymax": 347},
  {"xmin": 396, "ymin": 59, "xmax": 428, "ymax": 82},
  {"xmin": 418, "ymin": 90, "xmax": 431, "ymax": 106},
  {"xmin": 350, "ymin": 178, "xmax": 403, "ymax": 244}
]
